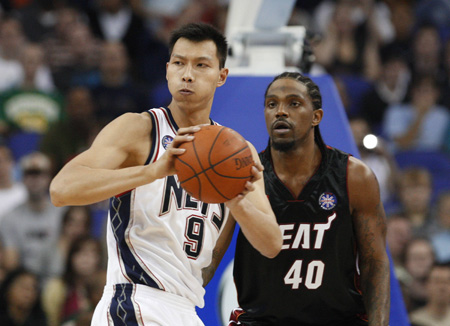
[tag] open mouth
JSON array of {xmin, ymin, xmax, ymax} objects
[{"xmin": 272, "ymin": 120, "xmax": 291, "ymax": 133}]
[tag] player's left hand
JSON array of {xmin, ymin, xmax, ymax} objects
[{"xmin": 225, "ymin": 162, "xmax": 263, "ymax": 208}]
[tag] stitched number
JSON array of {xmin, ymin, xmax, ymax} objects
[
  {"xmin": 284, "ymin": 260, "xmax": 324, "ymax": 289},
  {"xmin": 184, "ymin": 216, "xmax": 204, "ymax": 259}
]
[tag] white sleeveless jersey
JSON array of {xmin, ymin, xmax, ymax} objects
[{"xmin": 105, "ymin": 107, "xmax": 230, "ymax": 308}]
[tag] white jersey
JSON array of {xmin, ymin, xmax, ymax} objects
[{"xmin": 105, "ymin": 107, "xmax": 230, "ymax": 308}]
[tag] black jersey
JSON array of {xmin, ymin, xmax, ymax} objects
[{"xmin": 233, "ymin": 145, "xmax": 368, "ymax": 326}]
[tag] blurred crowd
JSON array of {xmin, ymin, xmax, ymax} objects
[{"xmin": 0, "ymin": 1, "xmax": 448, "ymax": 326}]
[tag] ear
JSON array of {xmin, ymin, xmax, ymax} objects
[
  {"xmin": 217, "ymin": 68, "xmax": 229, "ymax": 87},
  {"xmin": 165, "ymin": 62, "xmax": 169, "ymax": 80},
  {"xmin": 312, "ymin": 109, "xmax": 323, "ymax": 127}
]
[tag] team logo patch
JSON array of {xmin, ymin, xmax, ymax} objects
[
  {"xmin": 319, "ymin": 192, "xmax": 337, "ymax": 210},
  {"xmin": 162, "ymin": 135, "xmax": 173, "ymax": 149}
]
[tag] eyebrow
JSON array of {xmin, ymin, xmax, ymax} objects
[
  {"xmin": 266, "ymin": 93, "xmax": 305, "ymax": 99},
  {"xmin": 171, "ymin": 54, "xmax": 214, "ymax": 61}
]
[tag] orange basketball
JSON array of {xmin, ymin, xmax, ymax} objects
[{"xmin": 174, "ymin": 125, "xmax": 254, "ymax": 203}]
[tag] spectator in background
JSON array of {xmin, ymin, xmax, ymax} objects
[
  {"xmin": 385, "ymin": 0, "xmax": 415, "ymax": 55},
  {"xmin": 42, "ymin": 236, "xmax": 104, "ymax": 326},
  {"xmin": 382, "ymin": 75, "xmax": 449, "ymax": 151},
  {"xmin": 441, "ymin": 38, "xmax": 450, "ymax": 110},
  {"xmin": 0, "ymin": 268, "xmax": 47, "ymax": 326},
  {"xmin": 38, "ymin": 206, "xmax": 93, "ymax": 284},
  {"xmin": 349, "ymin": 116, "xmax": 398, "ymax": 205},
  {"xmin": 430, "ymin": 191, "xmax": 450, "ymax": 264},
  {"xmin": 0, "ymin": 18, "xmax": 55, "ymax": 93},
  {"xmin": 43, "ymin": 7, "xmax": 88, "ymax": 92},
  {"xmin": 0, "ymin": 143, "xmax": 27, "ymax": 222},
  {"xmin": 386, "ymin": 213, "xmax": 413, "ymax": 274},
  {"xmin": 89, "ymin": 41, "xmax": 150, "ymax": 126},
  {"xmin": 0, "ymin": 16, "xmax": 26, "ymax": 92},
  {"xmin": 410, "ymin": 23, "xmax": 444, "ymax": 83},
  {"xmin": 0, "ymin": 43, "xmax": 64, "ymax": 137},
  {"xmin": 396, "ymin": 167, "xmax": 434, "ymax": 237},
  {"xmin": 10, "ymin": 0, "xmax": 58, "ymax": 43},
  {"xmin": 40, "ymin": 86, "xmax": 99, "ymax": 174},
  {"xmin": 409, "ymin": 263, "xmax": 450, "ymax": 326},
  {"xmin": 85, "ymin": 0, "xmax": 151, "ymax": 80},
  {"xmin": 61, "ymin": 269, "xmax": 106, "ymax": 326},
  {"xmin": 360, "ymin": 45, "xmax": 411, "ymax": 133},
  {"xmin": 404, "ymin": 237, "xmax": 436, "ymax": 312},
  {"xmin": 57, "ymin": 21, "xmax": 102, "ymax": 91},
  {"xmin": 0, "ymin": 152, "xmax": 65, "ymax": 282},
  {"xmin": 312, "ymin": 0, "xmax": 385, "ymax": 80},
  {"xmin": 313, "ymin": 0, "xmax": 395, "ymax": 45}
]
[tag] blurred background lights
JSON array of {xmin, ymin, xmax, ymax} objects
[{"xmin": 363, "ymin": 134, "xmax": 378, "ymax": 150}]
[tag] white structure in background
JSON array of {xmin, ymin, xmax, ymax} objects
[{"xmin": 225, "ymin": 0, "xmax": 307, "ymax": 75}]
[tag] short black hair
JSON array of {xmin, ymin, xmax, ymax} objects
[
  {"xmin": 168, "ymin": 22, "xmax": 228, "ymax": 69},
  {"xmin": 265, "ymin": 72, "xmax": 326, "ymax": 153}
]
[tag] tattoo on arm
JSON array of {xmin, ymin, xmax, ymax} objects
[
  {"xmin": 355, "ymin": 204, "xmax": 390, "ymax": 326},
  {"xmin": 202, "ymin": 246, "xmax": 225, "ymax": 287}
]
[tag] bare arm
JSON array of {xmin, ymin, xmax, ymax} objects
[
  {"xmin": 226, "ymin": 143, "xmax": 282, "ymax": 259},
  {"xmin": 50, "ymin": 113, "xmax": 198, "ymax": 206},
  {"xmin": 202, "ymin": 217, "xmax": 236, "ymax": 286},
  {"xmin": 349, "ymin": 157, "xmax": 390, "ymax": 326}
]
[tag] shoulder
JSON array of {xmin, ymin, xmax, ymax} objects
[
  {"xmin": 347, "ymin": 156, "xmax": 381, "ymax": 209},
  {"xmin": 96, "ymin": 112, "xmax": 152, "ymax": 144},
  {"xmin": 347, "ymin": 156, "xmax": 375, "ymax": 181},
  {"xmin": 86, "ymin": 112, "xmax": 153, "ymax": 166},
  {"xmin": 108, "ymin": 112, "xmax": 152, "ymax": 131},
  {"xmin": 347, "ymin": 156, "xmax": 379, "ymax": 192}
]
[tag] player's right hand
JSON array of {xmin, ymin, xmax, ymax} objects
[{"xmin": 150, "ymin": 125, "xmax": 201, "ymax": 179}]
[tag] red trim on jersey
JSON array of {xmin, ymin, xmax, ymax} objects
[
  {"xmin": 345, "ymin": 153, "xmax": 351, "ymax": 206},
  {"xmin": 116, "ymin": 243, "xmax": 133, "ymax": 283},
  {"xmin": 357, "ymin": 313, "xmax": 369, "ymax": 322},
  {"xmin": 229, "ymin": 308, "xmax": 246, "ymax": 325},
  {"xmin": 152, "ymin": 111, "xmax": 161, "ymax": 163},
  {"xmin": 160, "ymin": 107, "xmax": 177, "ymax": 134},
  {"xmin": 115, "ymin": 190, "xmax": 133, "ymax": 198}
]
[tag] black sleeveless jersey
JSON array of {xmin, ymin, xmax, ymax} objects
[{"xmin": 233, "ymin": 145, "xmax": 367, "ymax": 326}]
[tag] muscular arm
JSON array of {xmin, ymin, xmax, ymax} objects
[
  {"xmin": 50, "ymin": 113, "xmax": 197, "ymax": 206},
  {"xmin": 348, "ymin": 157, "xmax": 390, "ymax": 326},
  {"xmin": 226, "ymin": 143, "xmax": 282, "ymax": 259}
]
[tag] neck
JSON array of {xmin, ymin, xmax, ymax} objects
[
  {"xmin": 168, "ymin": 101, "xmax": 212, "ymax": 128},
  {"xmin": 271, "ymin": 138, "xmax": 321, "ymax": 176},
  {"xmin": 270, "ymin": 139, "xmax": 322, "ymax": 197}
]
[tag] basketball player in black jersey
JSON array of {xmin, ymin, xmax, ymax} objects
[{"xmin": 231, "ymin": 72, "xmax": 390, "ymax": 326}]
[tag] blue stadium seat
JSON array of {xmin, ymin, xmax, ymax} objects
[{"xmin": 7, "ymin": 131, "xmax": 42, "ymax": 162}]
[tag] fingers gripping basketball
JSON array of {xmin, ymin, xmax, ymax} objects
[{"xmin": 174, "ymin": 125, "xmax": 254, "ymax": 203}]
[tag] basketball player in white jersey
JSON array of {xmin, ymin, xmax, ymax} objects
[{"xmin": 50, "ymin": 23, "xmax": 282, "ymax": 326}]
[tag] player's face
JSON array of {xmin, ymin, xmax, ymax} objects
[
  {"xmin": 264, "ymin": 78, "xmax": 322, "ymax": 151},
  {"xmin": 166, "ymin": 38, "xmax": 228, "ymax": 110}
]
